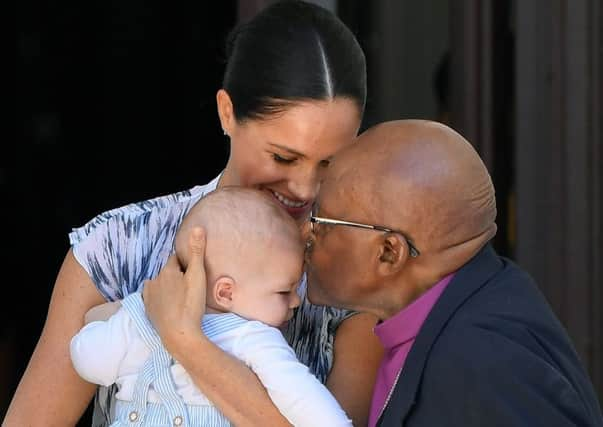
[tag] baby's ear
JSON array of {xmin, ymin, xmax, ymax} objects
[{"xmin": 213, "ymin": 276, "xmax": 235, "ymax": 310}]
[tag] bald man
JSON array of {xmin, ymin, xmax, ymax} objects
[{"xmin": 304, "ymin": 120, "xmax": 603, "ymax": 427}]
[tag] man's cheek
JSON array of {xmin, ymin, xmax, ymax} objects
[{"xmin": 303, "ymin": 238, "xmax": 315, "ymax": 263}]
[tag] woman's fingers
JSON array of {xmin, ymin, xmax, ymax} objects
[
  {"xmin": 183, "ymin": 227, "xmax": 208, "ymax": 317},
  {"xmin": 142, "ymin": 228, "xmax": 208, "ymax": 353},
  {"xmin": 184, "ymin": 227, "xmax": 207, "ymax": 288},
  {"xmin": 166, "ymin": 251, "xmax": 183, "ymax": 270},
  {"xmin": 143, "ymin": 255, "xmax": 180, "ymax": 299},
  {"xmin": 142, "ymin": 254, "xmax": 183, "ymax": 329}
]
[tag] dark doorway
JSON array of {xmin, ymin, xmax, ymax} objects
[{"xmin": 10, "ymin": 1, "xmax": 236, "ymax": 422}]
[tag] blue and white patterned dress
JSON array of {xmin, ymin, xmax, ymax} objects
[{"xmin": 69, "ymin": 174, "xmax": 353, "ymax": 426}]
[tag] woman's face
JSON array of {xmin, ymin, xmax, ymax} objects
[{"xmin": 218, "ymin": 90, "xmax": 362, "ymax": 221}]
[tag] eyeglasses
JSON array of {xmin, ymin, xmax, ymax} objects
[{"xmin": 309, "ymin": 205, "xmax": 421, "ymax": 258}]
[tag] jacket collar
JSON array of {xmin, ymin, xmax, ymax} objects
[{"xmin": 377, "ymin": 244, "xmax": 503, "ymax": 426}]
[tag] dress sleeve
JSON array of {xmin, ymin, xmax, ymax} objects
[
  {"xmin": 233, "ymin": 322, "xmax": 353, "ymax": 427},
  {"xmin": 68, "ymin": 205, "xmax": 183, "ymax": 301},
  {"xmin": 69, "ymin": 307, "xmax": 134, "ymax": 387}
]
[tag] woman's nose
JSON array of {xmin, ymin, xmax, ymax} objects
[{"xmin": 289, "ymin": 166, "xmax": 320, "ymax": 202}]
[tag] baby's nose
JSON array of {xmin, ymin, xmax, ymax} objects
[{"xmin": 290, "ymin": 292, "xmax": 301, "ymax": 309}]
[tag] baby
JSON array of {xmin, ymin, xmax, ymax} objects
[{"xmin": 70, "ymin": 187, "xmax": 352, "ymax": 427}]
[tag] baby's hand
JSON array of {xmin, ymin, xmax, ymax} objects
[{"xmin": 84, "ymin": 301, "xmax": 122, "ymax": 324}]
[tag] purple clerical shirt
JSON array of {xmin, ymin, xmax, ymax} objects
[{"xmin": 368, "ymin": 273, "xmax": 455, "ymax": 427}]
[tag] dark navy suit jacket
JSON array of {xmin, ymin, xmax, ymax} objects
[{"xmin": 377, "ymin": 245, "xmax": 603, "ymax": 427}]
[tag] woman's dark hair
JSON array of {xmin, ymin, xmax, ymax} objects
[{"xmin": 223, "ymin": 0, "xmax": 366, "ymax": 122}]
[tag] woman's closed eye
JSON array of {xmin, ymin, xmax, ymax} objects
[{"xmin": 272, "ymin": 153, "xmax": 297, "ymax": 164}]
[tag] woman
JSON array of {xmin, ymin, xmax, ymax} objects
[{"xmin": 6, "ymin": 2, "xmax": 383, "ymax": 425}]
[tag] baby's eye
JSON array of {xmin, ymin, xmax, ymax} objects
[
  {"xmin": 278, "ymin": 291, "xmax": 291, "ymax": 295},
  {"xmin": 319, "ymin": 159, "xmax": 331, "ymax": 168},
  {"xmin": 272, "ymin": 153, "xmax": 296, "ymax": 164}
]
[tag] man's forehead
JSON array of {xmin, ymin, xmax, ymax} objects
[{"xmin": 318, "ymin": 172, "xmax": 363, "ymax": 216}]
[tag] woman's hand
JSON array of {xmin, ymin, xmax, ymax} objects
[
  {"xmin": 143, "ymin": 227, "xmax": 292, "ymax": 426},
  {"xmin": 143, "ymin": 227, "xmax": 208, "ymax": 356}
]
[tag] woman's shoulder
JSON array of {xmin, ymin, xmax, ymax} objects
[{"xmin": 69, "ymin": 175, "xmax": 221, "ymax": 245}]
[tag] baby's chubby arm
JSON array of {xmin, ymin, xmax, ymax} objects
[
  {"xmin": 70, "ymin": 305, "xmax": 133, "ymax": 387},
  {"xmin": 84, "ymin": 300, "xmax": 122, "ymax": 323},
  {"xmin": 234, "ymin": 322, "xmax": 354, "ymax": 427}
]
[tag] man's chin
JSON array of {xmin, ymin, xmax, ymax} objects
[
  {"xmin": 306, "ymin": 272, "xmax": 346, "ymax": 307},
  {"xmin": 306, "ymin": 279, "xmax": 326, "ymax": 306},
  {"xmin": 306, "ymin": 289, "xmax": 326, "ymax": 306},
  {"xmin": 307, "ymin": 282, "xmax": 339, "ymax": 308}
]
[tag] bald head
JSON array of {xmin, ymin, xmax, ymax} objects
[
  {"xmin": 175, "ymin": 187, "xmax": 302, "ymax": 283},
  {"xmin": 328, "ymin": 119, "xmax": 496, "ymax": 272}
]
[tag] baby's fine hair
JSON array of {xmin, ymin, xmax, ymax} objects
[{"xmin": 175, "ymin": 187, "xmax": 302, "ymax": 268}]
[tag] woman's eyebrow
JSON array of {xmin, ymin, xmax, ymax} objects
[{"xmin": 268, "ymin": 143, "xmax": 306, "ymax": 158}]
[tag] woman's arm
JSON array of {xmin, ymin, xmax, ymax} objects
[
  {"xmin": 327, "ymin": 312, "xmax": 384, "ymax": 427},
  {"xmin": 143, "ymin": 228, "xmax": 292, "ymax": 427},
  {"xmin": 5, "ymin": 249, "xmax": 106, "ymax": 426},
  {"xmin": 171, "ymin": 334, "xmax": 293, "ymax": 426}
]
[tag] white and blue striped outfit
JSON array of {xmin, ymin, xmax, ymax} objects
[
  {"xmin": 70, "ymin": 293, "xmax": 352, "ymax": 427},
  {"xmin": 68, "ymin": 174, "xmax": 355, "ymax": 426}
]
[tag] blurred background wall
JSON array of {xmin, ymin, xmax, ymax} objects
[{"xmin": 8, "ymin": 0, "xmax": 602, "ymax": 423}]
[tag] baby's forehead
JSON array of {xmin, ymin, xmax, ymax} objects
[
  {"xmin": 254, "ymin": 239, "xmax": 304, "ymax": 269},
  {"xmin": 181, "ymin": 190, "xmax": 302, "ymax": 248}
]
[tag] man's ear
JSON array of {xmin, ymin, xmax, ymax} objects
[
  {"xmin": 213, "ymin": 276, "xmax": 236, "ymax": 310},
  {"xmin": 216, "ymin": 89, "xmax": 236, "ymax": 136},
  {"xmin": 376, "ymin": 233, "xmax": 408, "ymax": 276}
]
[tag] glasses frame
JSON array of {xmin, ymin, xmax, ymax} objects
[{"xmin": 309, "ymin": 209, "xmax": 421, "ymax": 258}]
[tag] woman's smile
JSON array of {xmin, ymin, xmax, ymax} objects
[{"xmin": 267, "ymin": 188, "xmax": 311, "ymax": 218}]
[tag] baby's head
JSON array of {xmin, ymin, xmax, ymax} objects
[{"xmin": 175, "ymin": 187, "xmax": 304, "ymax": 327}]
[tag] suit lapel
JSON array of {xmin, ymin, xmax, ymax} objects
[{"xmin": 377, "ymin": 244, "xmax": 504, "ymax": 426}]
